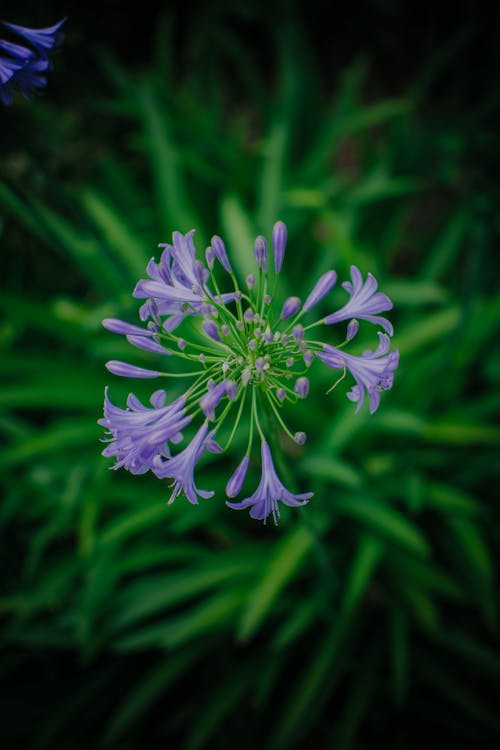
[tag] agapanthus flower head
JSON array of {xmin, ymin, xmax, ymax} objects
[
  {"xmin": 0, "ymin": 18, "xmax": 65, "ymax": 105},
  {"xmin": 99, "ymin": 221, "xmax": 398, "ymax": 523}
]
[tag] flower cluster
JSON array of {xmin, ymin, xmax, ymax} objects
[
  {"xmin": 99, "ymin": 222, "xmax": 399, "ymax": 523},
  {"xmin": 0, "ymin": 19, "xmax": 65, "ymax": 106}
]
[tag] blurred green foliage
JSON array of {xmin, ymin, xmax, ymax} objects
[{"xmin": 1, "ymin": 14, "xmax": 499, "ymax": 749}]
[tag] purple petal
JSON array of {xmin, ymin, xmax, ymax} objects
[
  {"xmin": 280, "ymin": 296, "xmax": 302, "ymax": 320},
  {"xmin": 303, "ymin": 270, "xmax": 337, "ymax": 312},
  {"xmin": 126, "ymin": 335, "xmax": 172, "ymax": 355},
  {"xmin": 225, "ymin": 455, "xmax": 250, "ymax": 498},
  {"xmin": 105, "ymin": 361, "xmax": 160, "ymax": 378},
  {"xmin": 272, "ymin": 221, "xmax": 287, "ymax": 273},
  {"xmin": 102, "ymin": 318, "xmax": 154, "ymax": 336},
  {"xmin": 254, "ymin": 236, "xmax": 268, "ymax": 272},
  {"xmin": 211, "ymin": 235, "xmax": 232, "ymax": 273}
]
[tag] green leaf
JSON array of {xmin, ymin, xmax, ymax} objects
[
  {"xmin": 137, "ymin": 81, "xmax": 196, "ymax": 234},
  {"xmin": 299, "ymin": 454, "xmax": 363, "ymax": 489},
  {"xmin": 80, "ymin": 189, "xmax": 149, "ymax": 280},
  {"xmin": 103, "ymin": 647, "xmax": 204, "ymax": 745},
  {"xmin": 423, "ymin": 421, "xmax": 500, "ymax": 445},
  {"xmin": 334, "ymin": 496, "xmax": 430, "ymax": 557},
  {"xmin": 383, "ymin": 279, "xmax": 448, "ymax": 306},
  {"xmin": 396, "ymin": 307, "xmax": 461, "ymax": 355},
  {"xmin": 219, "ymin": 194, "xmax": 257, "ymax": 281},
  {"xmin": 111, "ymin": 560, "xmax": 254, "ymax": 631},
  {"xmin": 114, "ymin": 590, "xmax": 245, "ymax": 650},
  {"xmin": 0, "ymin": 419, "xmax": 99, "ymax": 468},
  {"xmin": 342, "ymin": 534, "xmax": 383, "ymax": 616},
  {"xmin": 237, "ymin": 525, "xmax": 313, "ymax": 641},
  {"xmin": 257, "ymin": 117, "xmax": 289, "ymax": 231}
]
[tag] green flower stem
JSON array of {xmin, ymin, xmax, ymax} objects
[
  {"xmin": 265, "ymin": 392, "xmax": 297, "ymax": 443},
  {"xmin": 252, "ymin": 385, "xmax": 266, "ymax": 441},
  {"xmin": 158, "ymin": 329, "xmax": 226, "ymax": 357},
  {"xmin": 326, "ymin": 367, "xmax": 347, "ymax": 394},
  {"xmin": 220, "ymin": 388, "xmax": 247, "ymax": 451},
  {"xmin": 158, "ymin": 370, "xmax": 207, "ymax": 378}
]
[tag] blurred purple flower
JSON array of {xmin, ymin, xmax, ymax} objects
[{"xmin": 0, "ymin": 18, "xmax": 65, "ymax": 105}]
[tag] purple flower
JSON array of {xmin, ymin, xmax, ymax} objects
[
  {"xmin": 0, "ymin": 38, "xmax": 35, "ymax": 61},
  {"xmin": 98, "ymin": 388, "xmax": 191, "ymax": 474},
  {"xmin": 318, "ymin": 332, "xmax": 399, "ymax": 413},
  {"xmin": 346, "ymin": 319, "xmax": 360, "ymax": 341},
  {"xmin": 0, "ymin": 53, "xmax": 49, "ymax": 105},
  {"xmin": 133, "ymin": 230, "xmax": 237, "ymax": 327},
  {"xmin": 100, "ymin": 220, "xmax": 398, "ymax": 520},
  {"xmin": 0, "ymin": 19, "xmax": 65, "ymax": 106},
  {"xmin": 200, "ymin": 380, "xmax": 234, "ymax": 421},
  {"xmin": 225, "ymin": 455, "xmax": 250, "ymax": 497},
  {"xmin": 280, "ymin": 296, "xmax": 301, "ymax": 320},
  {"xmin": 202, "ymin": 319, "xmax": 221, "ymax": 342},
  {"xmin": 254, "ymin": 236, "xmax": 268, "ymax": 272},
  {"xmin": 2, "ymin": 19, "xmax": 65, "ymax": 54},
  {"xmin": 105, "ymin": 360, "xmax": 161, "ymax": 378},
  {"xmin": 323, "ymin": 266, "xmax": 394, "ymax": 335},
  {"xmin": 272, "ymin": 221, "xmax": 287, "ymax": 273},
  {"xmin": 303, "ymin": 271, "xmax": 337, "ymax": 312},
  {"xmin": 102, "ymin": 318, "xmax": 155, "ymax": 337},
  {"xmin": 152, "ymin": 422, "xmax": 219, "ymax": 504},
  {"xmin": 205, "ymin": 246, "xmax": 215, "ymax": 269},
  {"xmin": 126, "ymin": 335, "xmax": 172, "ymax": 355},
  {"xmin": 227, "ymin": 442, "xmax": 312, "ymax": 523},
  {"xmin": 294, "ymin": 377, "xmax": 310, "ymax": 398},
  {"xmin": 211, "ymin": 235, "xmax": 232, "ymax": 273}
]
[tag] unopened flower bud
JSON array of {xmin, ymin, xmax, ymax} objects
[
  {"xmin": 105, "ymin": 361, "xmax": 160, "ymax": 378},
  {"xmin": 280, "ymin": 296, "xmax": 302, "ymax": 320},
  {"xmin": 347, "ymin": 319, "xmax": 360, "ymax": 341},
  {"xmin": 294, "ymin": 377, "xmax": 310, "ymax": 398},
  {"xmin": 272, "ymin": 220, "xmax": 287, "ymax": 273},
  {"xmin": 225, "ymin": 455, "xmax": 250, "ymax": 498},
  {"xmin": 304, "ymin": 351, "xmax": 314, "ymax": 367},
  {"xmin": 263, "ymin": 326, "xmax": 273, "ymax": 343},
  {"xmin": 303, "ymin": 271, "xmax": 337, "ymax": 311},
  {"xmin": 254, "ymin": 235, "xmax": 268, "ymax": 272},
  {"xmin": 211, "ymin": 235, "xmax": 232, "ymax": 273},
  {"xmin": 241, "ymin": 368, "xmax": 252, "ymax": 386},
  {"xmin": 202, "ymin": 319, "xmax": 221, "ymax": 342},
  {"xmin": 205, "ymin": 246, "xmax": 215, "ymax": 269}
]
